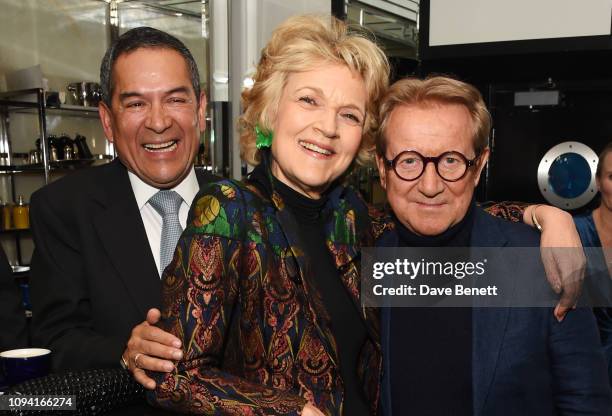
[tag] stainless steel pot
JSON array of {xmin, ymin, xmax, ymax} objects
[{"xmin": 66, "ymin": 82, "xmax": 101, "ymax": 107}]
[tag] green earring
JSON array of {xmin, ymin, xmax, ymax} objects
[{"xmin": 255, "ymin": 125, "xmax": 273, "ymax": 149}]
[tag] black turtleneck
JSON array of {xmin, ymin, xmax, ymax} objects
[
  {"xmin": 272, "ymin": 177, "xmax": 370, "ymax": 416},
  {"xmin": 394, "ymin": 200, "xmax": 475, "ymax": 248},
  {"xmin": 390, "ymin": 202, "xmax": 475, "ymax": 416}
]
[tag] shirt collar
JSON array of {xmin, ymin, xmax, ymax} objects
[{"xmin": 128, "ymin": 167, "xmax": 199, "ymax": 209}]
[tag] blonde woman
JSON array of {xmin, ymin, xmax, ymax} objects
[{"xmin": 149, "ymin": 15, "xmax": 388, "ymax": 416}]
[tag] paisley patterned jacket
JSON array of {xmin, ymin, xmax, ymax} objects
[{"xmin": 148, "ymin": 166, "xmax": 383, "ymax": 415}]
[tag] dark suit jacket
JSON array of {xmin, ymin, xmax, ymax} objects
[
  {"xmin": 0, "ymin": 243, "xmax": 28, "ymax": 351},
  {"xmin": 29, "ymin": 159, "xmax": 217, "ymax": 371},
  {"xmin": 380, "ymin": 208, "xmax": 612, "ymax": 415}
]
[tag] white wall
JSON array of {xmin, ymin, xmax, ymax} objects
[
  {"xmin": 228, "ymin": 0, "xmax": 331, "ymax": 179},
  {"xmin": 430, "ymin": 0, "xmax": 612, "ymax": 46},
  {"xmin": 258, "ymin": 0, "xmax": 331, "ymax": 56},
  {"xmin": 0, "ymin": 0, "xmax": 108, "ymax": 92}
]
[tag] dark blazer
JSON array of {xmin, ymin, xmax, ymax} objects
[
  {"xmin": 380, "ymin": 208, "xmax": 612, "ymax": 415},
  {"xmin": 29, "ymin": 159, "xmax": 217, "ymax": 371},
  {"xmin": 0, "ymin": 243, "xmax": 28, "ymax": 351}
]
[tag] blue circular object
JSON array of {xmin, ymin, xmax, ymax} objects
[
  {"xmin": 548, "ymin": 153, "xmax": 592, "ymax": 198},
  {"xmin": 538, "ymin": 141, "xmax": 598, "ymax": 210}
]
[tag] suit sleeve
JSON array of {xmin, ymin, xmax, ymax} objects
[
  {"xmin": 29, "ymin": 190, "xmax": 125, "ymax": 371},
  {"xmin": 550, "ymin": 307, "xmax": 612, "ymax": 414},
  {"xmin": 0, "ymin": 243, "xmax": 28, "ymax": 351},
  {"xmin": 148, "ymin": 189, "xmax": 307, "ymax": 415}
]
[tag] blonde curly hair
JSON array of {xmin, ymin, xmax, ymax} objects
[{"xmin": 238, "ymin": 14, "xmax": 390, "ymax": 166}]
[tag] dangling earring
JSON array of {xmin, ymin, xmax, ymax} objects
[{"xmin": 255, "ymin": 125, "xmax": 273, "ymax": 149}]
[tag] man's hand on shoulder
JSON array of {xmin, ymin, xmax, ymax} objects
[{"xmin": 122, "ymin": 308, "xmax": 183, "ymax": 390}]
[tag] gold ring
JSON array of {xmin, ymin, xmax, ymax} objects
[
  {"xmin": 120, "ymin": 355, "xmax": 129, "ymax": 370},
  {"xmin": 134, "ymin": 353, "xmax": 144, "ymax": 369}
]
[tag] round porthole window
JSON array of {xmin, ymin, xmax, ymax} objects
[{"xmin": 537, "ymin": 141, "xmax": 598, "ymax": 210}]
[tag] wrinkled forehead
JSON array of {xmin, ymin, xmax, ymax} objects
[
  {"xmin": 111, "ymin": 47, "xmax": 193, "ymax": 92},
  {"xmin": 267, "ymin": 63, "xmax": 367, "ymax": 121},
  {"xmin": 384, "ymin": 102, "xmax": 476, "ymax": 156}
]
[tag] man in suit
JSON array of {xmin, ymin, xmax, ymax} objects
[
  {"xmin": 29, "ymin": 27, "xmax": 217, "ymax": 387},
  {"xmin": 374, "ymin": 76, "xmax": 611, "ymax": 414}
]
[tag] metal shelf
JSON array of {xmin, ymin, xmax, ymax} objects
[
  {"xmin": 0, "ymin": 165, "xmax": 45, "ymax": 174},
  {"xmin": 0, "ymin": 88, "xmax": 99, "ymax": 118},
  {"xmin": 0, "ymin": 88, "xmax": 107, "ymax": 268},
  {"xmin": 0, "ymin": 99, "xmax": 99, "ymax": 119},
  {"xmin": 13, "ymin": 104, "xmax": 100, "ymax": 119},
  {"xmin": 0, "ymin": 228, "xmax": 30, "ymax": 234},
  {"xmin": 0, "ymin": 158, "xmax": 109, "ymax": 174}
]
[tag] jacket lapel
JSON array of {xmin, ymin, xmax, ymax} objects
[
  {"xmin": 269, "ymin": 191, "xmax": 339, "ymax": 364},
  {"xmin": 92, "ymin": 160, "xmax": 161, "ymax": 316},
  {"xmin": 251, "ymin": 157, "xmax": 379, "ymax": 364},
  {"xmin": 195, "ymin": 167, "xmax": 219, "ymax": 189},
  {"xmin": 470, "ymin": 209, "xmax": 511, "ymax": 414},
  {"xmin": 472, "ymin": 307, "xmax": 510, "ymax": 414},
  {"xmin": 324, "ymin": 192, "xmax": 383, "ymax": 343}
]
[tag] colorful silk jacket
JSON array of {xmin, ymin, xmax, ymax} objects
[{"xmin": 148, "ymin": 166, "xmax": 382, "ymax": 415}]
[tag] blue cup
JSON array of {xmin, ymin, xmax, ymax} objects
[{"xmin": 0, "ymin": 348, "xmax": 51, "ymax": 386}]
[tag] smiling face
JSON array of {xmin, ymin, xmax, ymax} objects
[
  {"xmin": 376, "ymin": 102, "xmax": 489, "ymax": 236},
  {"xmin": 269, "ymin": 64, "xmax": 367, "ymax": 199},
  {"xmin": 597, "ymin": 152, "xmax": 612, "ymax": 211},
  {"xmin": 99, "ymin": 47, "xmax": 206, "ymax": 189}
]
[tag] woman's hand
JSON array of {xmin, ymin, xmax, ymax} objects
[
  {"xmin": 525, "ymin": 204, "xmax": 586, "ymax": 321},
  {"xmin": 300, "ymin": 403, "xmax": 326, "ymax": 416},
  {"xmin": 122, "ymin": 308, "xmax": 183, "ymax": 389}
]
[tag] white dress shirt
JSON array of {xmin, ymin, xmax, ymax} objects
[{"xmin": 128, "ymin": 168, "xmax": 200, "ymax": 276}]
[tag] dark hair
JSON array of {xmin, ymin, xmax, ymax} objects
[
  {"xmin": 597, "ymin": 142, "xmax": 612, "ymax": 178},
  {"xmin": 100, "ymin": 26, "xmax": 201, "ymax": 107}
]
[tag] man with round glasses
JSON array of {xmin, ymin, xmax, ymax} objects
[
  {"xmin": 374, "ymin": 76, "xmax": 611, "ymax": 415},
  {"xmin": 383, "ymin": 150, "xmax": 479, "ymax": 182},
  {"xmin": 375, "ymin": 78, "xmax": 490, "ymax": 237}
]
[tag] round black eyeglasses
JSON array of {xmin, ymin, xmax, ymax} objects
[{"xmin": 384, "ymin": 150, "xmax": 479, "ymax": 182}]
